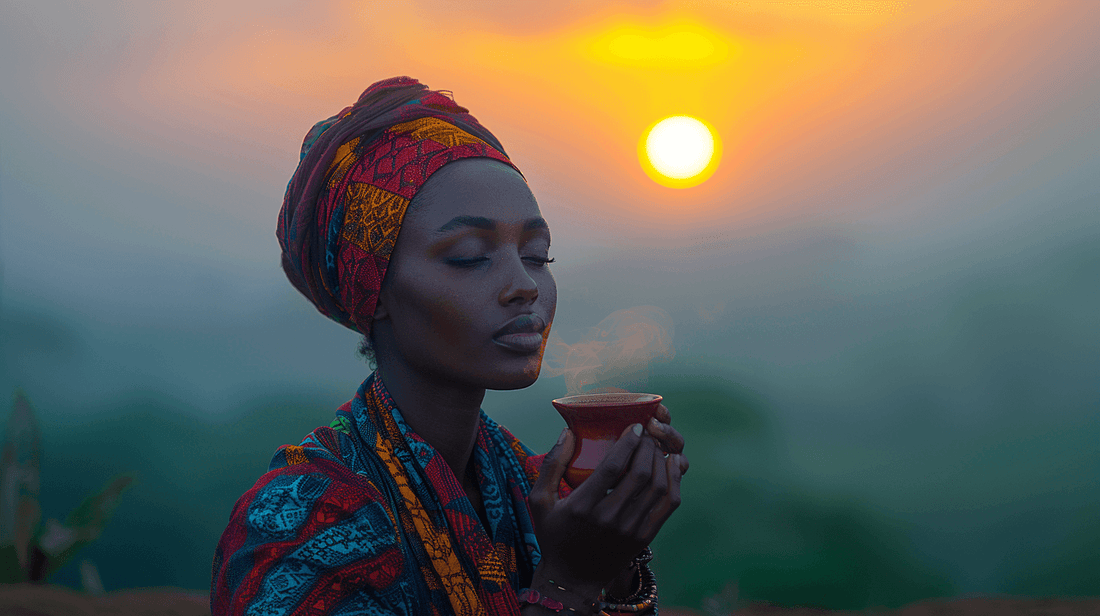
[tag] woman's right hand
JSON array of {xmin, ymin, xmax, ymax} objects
[{"xmin": 527, "ymin": 424, "xmax": 684, "ymax": 601}]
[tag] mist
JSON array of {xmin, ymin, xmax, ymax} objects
[{"xmin": 2, "ymin": 0, "xmax": 1098, "ymax": 609}]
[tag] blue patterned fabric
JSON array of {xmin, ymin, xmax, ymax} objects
[{"xmin": 210, "ymin": 372, "xmax": 561, "ymax": 615}]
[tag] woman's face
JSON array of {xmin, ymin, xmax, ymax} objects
[{"xmin": 371, "ymin": 158, "xmax": 557, "ymax": 390}]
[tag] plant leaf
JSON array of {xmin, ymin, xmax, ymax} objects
[
  {"xmin": 14, "ymin": 498, "xmax": 40, "ymax": 571},
  {"xmin": 37, "ymin": 517, "xmax": 77, "ymax": 557},
  {"xmin": 64, "ymin": 473, "xmax": 135, "ymax": 543},
  {"xmin": 36, "ymin": 473, "xmax": 135, "ymax": 581},
  {"xmin": 0, "ymin": 543, "xmax": 27, "ymax": 583},
  {"xmin": 0, "ymin": 389, "xmax": 42, "ymax": 576},
  {"xmin": 80, "ymin": 558, "xmax": 105, "ymax": 595}
]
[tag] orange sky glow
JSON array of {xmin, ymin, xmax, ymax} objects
[{"xmin": 50, "ymin": 0, "xmax": 1089, "ymax": 248}]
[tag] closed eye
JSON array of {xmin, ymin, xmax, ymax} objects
[
  {"xmin": 445, "ymin": 256, "xmax": 555, "ymax": 269},
  {"xmin": 446, "ymin": 257, "xmax": 489, "ymax": 268}
]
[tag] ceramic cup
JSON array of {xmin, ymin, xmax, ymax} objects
[{"xmin": 551, "ymin": 392, "xmax": 663, "ymax": 488}]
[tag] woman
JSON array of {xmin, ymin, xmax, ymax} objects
[{"xmin": 211, "ymin": 76, "xmax": 689, "ymax": 616}]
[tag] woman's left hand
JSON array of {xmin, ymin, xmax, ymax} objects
[
  {"xmin": 604, "ymin": 403, "xmax": 689, "ymax": 600},
  {"xmin": 644, "ymin": 403, "xmax": 689, "ymax": 476}
]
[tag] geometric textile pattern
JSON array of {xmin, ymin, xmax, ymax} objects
[
  {"xmin": 389, "ymin": 117, "xmax": 492, "ymax": 150},
  {"xmin": 341, "ymin": 183, "xmax": 409, "ymax": 259},
  {"xmin": 275, "ymin": 75, "xmax": 524, "ymax": 340},
  {"xmin": 284, "ymin": 445, "xmax": 308, "ymax": 466},
  {"xmin": 324, "ymin": 116, "xmax": 515, "ymax": 337},
  {"xmin": 210, "ymin": 372, "xmax": 578, "ymax": 616}
]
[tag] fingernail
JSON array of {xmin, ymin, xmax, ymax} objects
[
  {"xmin": 557, "ymin": 428, "xmax": 568, "ymax": 445},
  {"xmin": 632, "ymin": 423, "xmax": 643, "ymax": 436},
  {"xmin": 649, "ymin": 417, "xmax": 660, "ymax": 430}
]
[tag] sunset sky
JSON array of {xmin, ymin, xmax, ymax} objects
[
  {"xmin": 1, "ymin": 0, "xmax": 1098, "ymax": 597},
  {"xmin": 2, "ymin": 0, "xmax": 1097, "ymax": 436},
  {"xmin": 4, "ymin": 1, "xmax": 1095, "ymax": 264},
  {"xmin": 3, "ymin": 0, "xmax": 1095, "ymax": 375}
]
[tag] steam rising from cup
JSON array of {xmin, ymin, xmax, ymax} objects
[{"xmin": 541, "ymin": 306, "xmax": 676, "ymax": 395}]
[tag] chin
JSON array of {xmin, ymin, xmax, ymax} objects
[{"xmin": 486, "ymin": 357, "xmax": 544, "ymax": 390}]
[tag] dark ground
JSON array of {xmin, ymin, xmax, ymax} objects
[{"xmin": 2, "ymin": 585, "xmax": 1099, "ymax": 616}]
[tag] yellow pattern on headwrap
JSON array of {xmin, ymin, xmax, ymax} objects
[
  {"xmin": 341, "ymin": 183, "xmax": 410, "ymax": 258},
  {"xmin": 390, "ymin": 117, "xmax": 493, "ymax": 149},
  {"xmin": 327, "ymin": 137, "xmax": 362, "ymax": 189}
]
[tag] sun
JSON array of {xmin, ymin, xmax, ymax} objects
[{"xmin": 638, "ymin": 115, "xmax": 722, "ymax": 189}]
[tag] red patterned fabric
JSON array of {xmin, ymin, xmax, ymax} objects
[
  {"xmin": 277, "ymin": 76, "xmax": 524, "ymax": 336},
  {"xmin": 210, "ymin": 372, "xmax": 569, "ymax": 615}
]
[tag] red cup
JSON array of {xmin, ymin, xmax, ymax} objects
[{"xmin": 551, "ymin": 392, "xmax": 663, "ymax": 488}]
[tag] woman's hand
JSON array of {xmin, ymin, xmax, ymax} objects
[
  {"xmin": 527, "ymin": 415, "xmax": 687, "ymax": 602},
  {"xmin": 648, "ymin": 403, "xmax": 689, "ymax": 476},
  {"xmin": 600, "ymin": 403, "xmax": 689, "ymax": 600}
]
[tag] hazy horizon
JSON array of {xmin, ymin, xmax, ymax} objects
[{"xmin": 2, "ymin": 0, "xmax": 1098, "ymax": 606}]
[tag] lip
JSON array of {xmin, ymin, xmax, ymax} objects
[
  {"xmin": 493, "ymin": 332, "xmax": 545, "ymax": 353},
  {"xmin": 493, "ymin": 313, "xmax": 547, "ymax": 353}
]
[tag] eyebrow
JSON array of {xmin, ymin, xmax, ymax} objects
[{"xmin": 435, "ymin": 215, "xmax": 549, "ymax": 234}]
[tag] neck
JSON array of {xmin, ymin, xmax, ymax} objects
[{"xmin": 375, "ymin": 363, "xmax": 486, "ymax": 489}]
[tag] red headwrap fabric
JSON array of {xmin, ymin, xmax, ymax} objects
[{"xmin": 277, "ymin": 76, "xmax": 524, "ymax": 337}]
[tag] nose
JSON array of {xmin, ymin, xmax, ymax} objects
[{"xmin": 498, "ymin": 255, "xmax": 539, "ymax": 306}]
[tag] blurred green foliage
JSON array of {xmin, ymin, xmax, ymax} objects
[
  {"xmin": 1002, "ymin": 501, "xmax": 1100, "ymax": 597},
  {"xmin": 12, "ymin": 365, "xmax": 1098, "ymax": 606},
  {"xmin": 33, "ymin": 389, "xmax": 339, "ymax": 590},
  {"xmin": 1, "ymin": 390, "xmax": 133, "ymax": 588},
  {"xmin": 645, "ymin": 367, "xmax": 956, "ymax": 611}
]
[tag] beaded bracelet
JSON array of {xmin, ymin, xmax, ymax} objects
[
  {"xmin": 599, "ymin": 548, "xmax": 658, "ymax": 614},
  {"xmin": 599, "ymin": 562, "xmax": 657, "ymax": 614},
  {"xmin": 521, "ymin": 548, "xmax": 657, "ymax": 615},
  {"xmin": 518, "ymin": 588, "xmax": 566, "ymax": 612},
  {"xmin": 600, "ymin": 546, "xmax": 653, "ymax": 603},
  {"xmin": 518, "ymin": 583, "xmax": 607, "ymax": 615},
  {"xmin": 603, "ymin": 566, "xmax": 642, "ymax": 605}
]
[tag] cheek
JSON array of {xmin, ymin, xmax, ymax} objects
[
  {"xmin": 541, "ymin": 273, "xmax": 558, "ymax": 318},
  {"xmin": 419, "ymin": 293, "xmax": 479, "ymax": 351},
  {"xmin": 389, "ymin": 266, "xmax": 480, "ymax": 355}
]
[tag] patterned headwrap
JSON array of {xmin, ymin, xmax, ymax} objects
[{"xmin": 277, "ymin": 76, "xmax": 524, "ymax": 337}]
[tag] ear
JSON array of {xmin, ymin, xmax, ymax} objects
[{"xmin": 372, "ymin": 289, "xmax": 390, "ymax": 321}]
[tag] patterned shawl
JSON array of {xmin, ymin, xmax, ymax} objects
[{"xmin": 210, "ymin": 372, "xmax": 566, "ymax": 615}]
